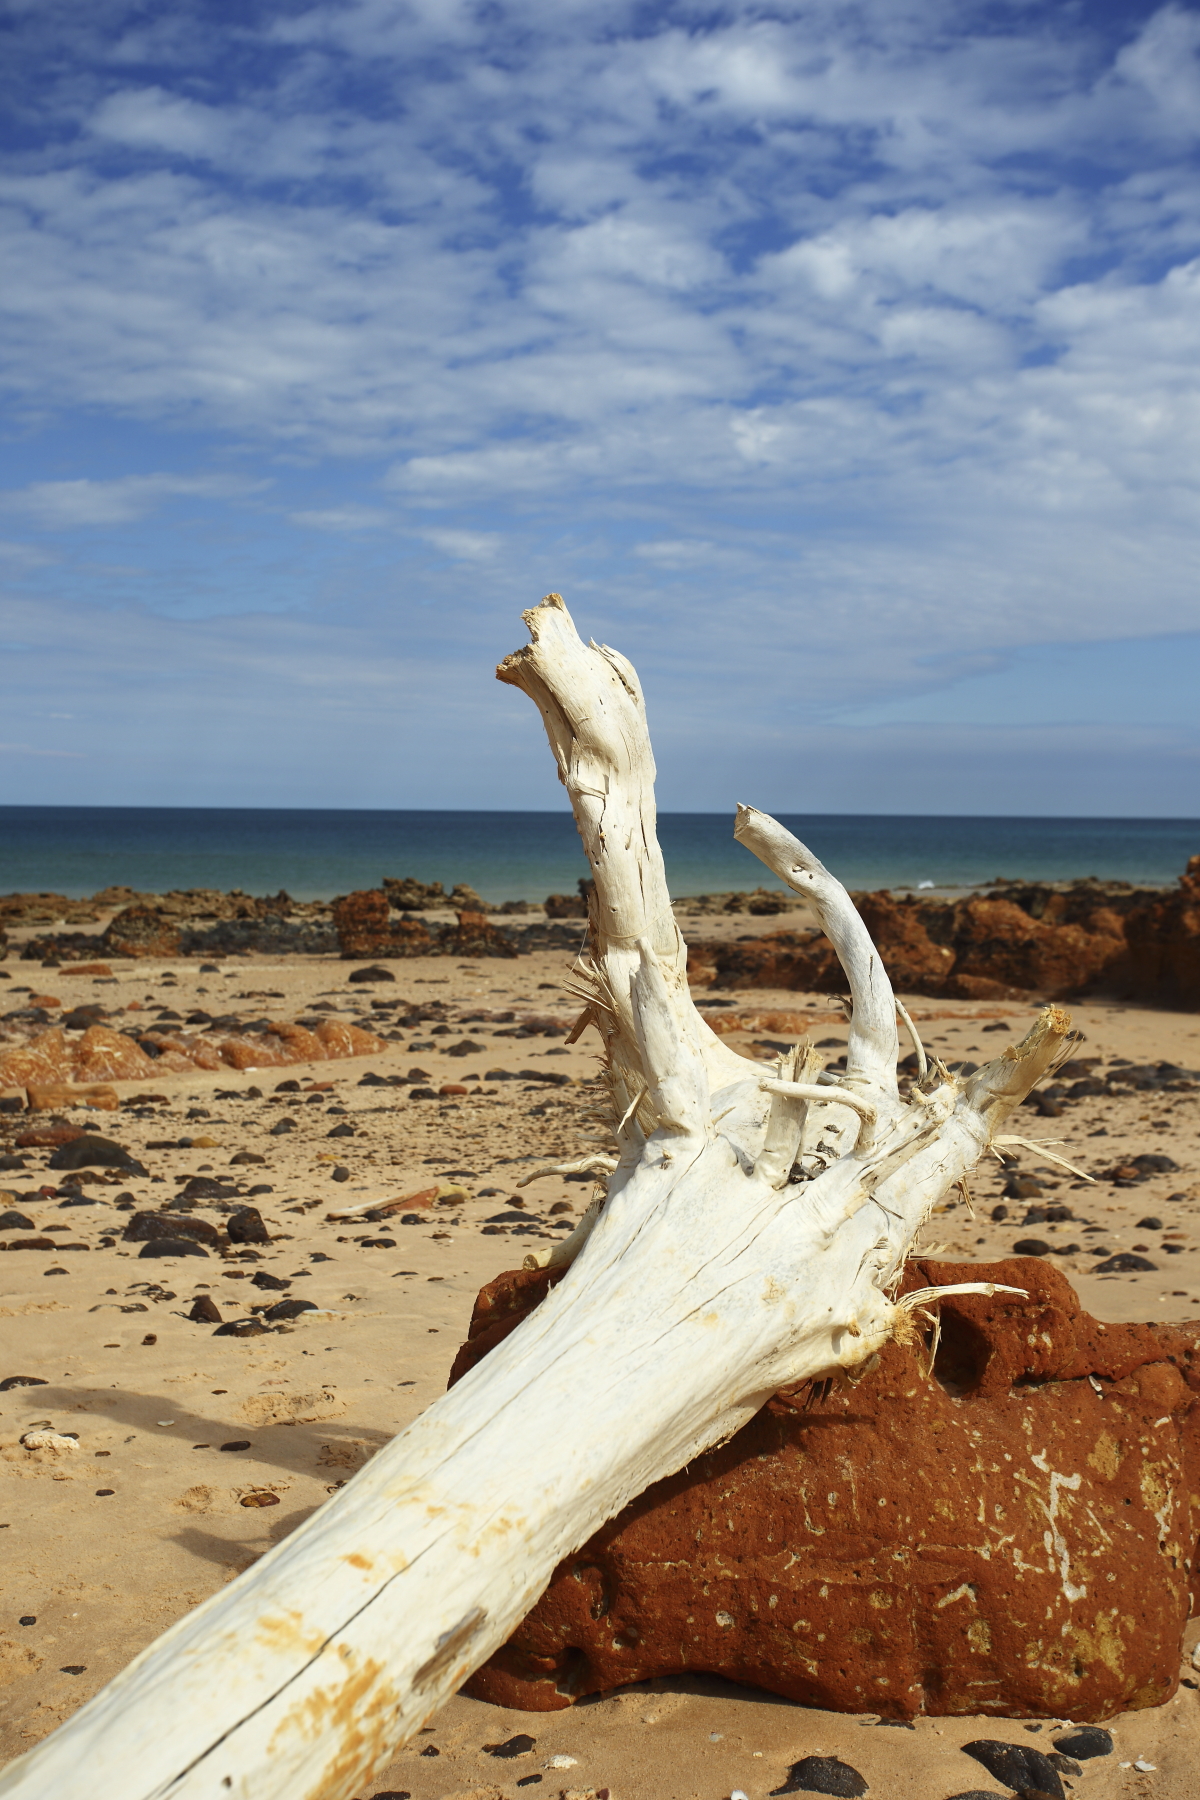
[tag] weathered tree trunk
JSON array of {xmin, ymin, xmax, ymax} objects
[{"xmin": 0, "ymin": 595, "xmax": 1073, "ymax": 1800}]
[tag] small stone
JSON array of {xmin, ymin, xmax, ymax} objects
[
  {"xmin": 139, "ymin": 1238, "xmax": 209, "ymax": 1258},
  {"xmin": 18, "ymin": 1616, "xmax": 36, "ymax": 1626},
  {"xmin": 484, "ymin": 1734, "xmax": 537, "ymax": 1758},
  {"xmin": 239, "ymin": 1491, "xmax": 280, "ymax": 1507},
  {"xmin": 1052, "ymin": 1725, "xmax": 1112, "ymax": 1760},
  {"xmin": 188, "ymin": 1295, "xmax": 223, "ymax": 1323},
  {"xmin": 269, "ymin": 1120, "xmax": 296, "ymax": 1137},
  {"xmin": 1004, "ymin": 1175, "xmax": 1043, "ymax": 1200},
  {"xmin": 213, "ymin": 1319, "xmax": 270, "ymax": 1337},
  {"xmin": 1012, "ymin": 1238, "xmax": 1052, "ymax": 1257},
  {"xmin": 1092, "ymin": 1252, "xmax": 1157, "ymax": 1273},
  {"xmin": 348, "ymin": 965, "xmax": 395, "ymax": 983},
  {"xmin": 360, "ymin": 1236, "xmax": 397, "ymax": 1249},
  {"xmin": 1136, "ymin": 1216, "xmax": 1163, "ymax": 1231},
  {"xmin": 220, "ymin": 1440, "xmax": 252, "ymax": 1452},
  {"xmin": 141, "ymin": 1333, "xmax": 157, "ymax": 1345},
  {"xmin": 251, "ymin": 1270, "xmax": 291, "ymax": 1291},
  {"xmin": 326, "ymin": 1123, "xmax": 356, "ymax": 1138},
  {"xmin": 0, "ymin": 1209, "xmax": 34, "ymax": 1229},
  {"xmin": 263, "ymin": 1298, "xmax": 317, "ymax": 1321},
  {"xmin": 230, "ymin": 1151, "xmax": 266, "ymax": 1166},
  {"xmin": 48, "ymin": 1135, "xmax": 147, "ymax": 1175},
  {"xmin": 769, "ymin": 1755, "xmax": 867, "ymax": 1796},
  {"xmin": 0, "ymin": 1375, "xmax": 48, "ymax": 1391},
  {"xmin": 331, "ymin": 1167, "xmax": 351, "ymax": 1183},
  {"xmin": 962, "ymin": 1740, "xmax": 1064, "ymax": 1800}
]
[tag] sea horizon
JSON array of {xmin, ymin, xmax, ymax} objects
[{"xmin": 2, "ymin": 805, "xmax": 1197, "ymax": 905}]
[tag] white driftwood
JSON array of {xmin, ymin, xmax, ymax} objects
[{"xmin": 0, "ymin": 594, "xmax": 1074, "ymax": 1800}]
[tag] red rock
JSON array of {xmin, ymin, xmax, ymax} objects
[
  {"xmin": 544, "ymin": 893, "xmax": 588, "ymax": 919},
  {"xmin": 102, "ymin": 905, "xmax": 182, "ymax": 959},
  {"xmin": 0, "ymin": 1028, "xmax": 74, "ymax": 1089},
  {"xmin": 63, "ymin": 963, "xmax": 113, "ymax": 978},
  {"xmin": 456, "ymin": 1258, "xmax": 1200, "ymax": 1722},
  {"xmin": 72, "ymin": 1025, "xmax": 158, "ymax": 1082},
  {"xmin": 28, "ymin": 994, "xmax": 61, "ymax": 1009},
  {"xmin": 25, "ymin": 1083, "xmax": 119, "ymax": 1112},
  {"xmin": 15, "ymin": 1125, "xmax": 86, "ymax": 1148},
  {"xmin": 332, "ymin": 889, "xmax": 393, "ymax": 958}
]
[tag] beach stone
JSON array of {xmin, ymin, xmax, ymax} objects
[
  {"xmin": 460, "ymin": 1256, "xmax": 1200, "ymax": 1721},
  {"xmin": 0, "ymin": 1375, "xmax": 48, "ymax": 1391},
  {"xmin": 0, "ymin": 1210, "xmax": 35, "ymax": 1230},
  {"xmin": 263, "ymin": 1298, "xmax": 317, "ymax": 1321},
  {"xmin": 1052, "ymin": 1724, "xmax": 1112, "ymax": 1758},
  {"xmin": 251, "ymin": 1270, "xmax": 290, "ymax": 1291},
  {"xmin": 139, "ymin": 1238, "xmax": 208, "ymax": 1259},
  {"xmin": 103, "ymin": 905, "xmax": 181, "ymax": 960},
  {"xmin": 1092, "ymin": 1252, "xmax": 1157, "ymax": 1272},
  {"xmin": 230, "ymin": 1151, "xmax": 267, "ymax": 1165},
  {"xmin": 188, "ymin": 1295, "xmax": 223, "ymax": 1324},
  {"xmin": 178, "ymin": 1176, "xmax": 239, "ymax": 1201},
  {"xmin": 214, "ymin": 1320, "xmax": 269, "ymax": 1338},
  {"xmin": 348, "ymin": 965, "xmax": 395, "ymax": 983},
  {"xmin": 47, "ymin": 1135, "xmax": 147, "ymax": 1175},
  {"xmin": 1011, "ymin": 1238, "xmax": 1051, "ymax": 1256},
  {"xmin": 227, "ymin": 1206, "xmax": 270, "ymax": 1245},
  {"xmin": 123, "ymin": 1211, "xmax": 221, "ymax": 1247},
  {"xmin": 961, "ymin": 1742, "xmax": 1063, "ymax": 1800},
  {"xmin": 769, "ymin": 1755, "xmax": 867, "ymax": 1796}
]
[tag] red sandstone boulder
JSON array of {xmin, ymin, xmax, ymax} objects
[
  {"xmin": 332, "ymin": 889, "xmax": 393, "ymax": 958},
  {"xmin": 102, "ymin": 904, "xmax": 182, "ymax": 959},
  {"xmin": 453, "ymin": 1258, "xmax": 1200, "ymax": 1722}
]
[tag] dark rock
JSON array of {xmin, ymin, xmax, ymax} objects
[
  {"xmin": 1046, "ymin": 1752, "xmax": 1081, "ymax": 1775},
  {"xmin": 0, "ymin": 1210, "xmax": 35, "ymax": 1230},
  {"xmin": 331, "ymin": 1167, "xmax": 350, "ymax": 1182},
  {"xmin": 48, "ymin": 1135, "xmax": 146, "ymax": 1175},
  {"xmin": 251, "ymin": 1270, "xmax": 290, "ymax": 1291},
  {"xmin": 770, "ymin": 1755, "xmax": 868, "ymax": 1796},
  {"xmin": 348, "ymin": 965, "xmax": 396, "ymax": 983},
  {"xmin": 1134, "ymin": 1152, "xmax": 1180, "ymax": 1173},
  {"xmin": 483, "ymin": 1734, "xmax": 537, "ymax": 1758},
  {"xmin": 326, "ymin": 1123, "xmax": 356, "ymax": 1138},
  {"xmin": 263, "ymin": 1298, "xmax": 317, "ymax": 1321},
  {"xmin": 139, "ymin": 1238, "xmax": 208, "ymax": 1258},
  {"xmin": 219, "ymin": 1439, "xmax": 252, "ymax": 1451},
  {"xmin": 941, "ymin": 1792, "xmax": 1006, "ymax": 1800},
  {"xmin": 1011, "ymin": 1238, "xmax": 1052, "ymax": 1257},
  {"xmin": 188, "ymin": 1295, "xmax": 223, "ymax": 1323},
  {"xmin": 269, "ymin": 1119, "xmax": 296, "ymax": 1136},
  {"xmin": 227, "ymin": 1207, "xmax": 270, "ymax": 1245},
  {"xmin": 990, "ymin": 1204, "xmax": 1008, "ymax": 1222},
  {"xmin": 213, "ymin": 1319, "xmax": 270, "ymax": 1337},
  {"xmin": 0, "ymin": 1154, "xmax": 29, "ymax": 1170},
  {"xmin": 230, "ymin": 1150, "xmax": 266, "ymax": 1166},
  {"xmin": 247, "ymin": 1184, "xmax": 273, "ymax": 1196},
  {"xmin": 3, "ymin": 1237, "xmax": 58, "ymax": 1252},
  {"xmin": 1092, "ymin": 1252, "xmax": 1157, "ymax": 1272},
  {"xmin": 1052, "ymin": 1724, "xmax": 1112, "ymax": 1758},
  {"xmin": 0, "ymin": 1375, "xmax": 48, "ymax": 1391},
  {"xmin": 360, "ymin": 1236, "xmax": 396, "ymax": 1248},
  {"xmin": 1021, "ymin": 1205, "xmax": 1072, "ymax": 1225},
  {"xmin": 123, "ymin": 1211, "xmax": 221, "ymax": 1248},
  {"xmin": 1136, "ymin": 1216, "xmax": 1163, "ymax": 1231},
  {"xmin": 179, "ymin": 1176, "xmax": 240, "ymax": 1201},
  {"xmin": 961, "ymin": 1742, "xmax": 1063, "ymax": 1800},
  {"xmin": 1004, "ymin": 1175, "xmax": 1043, "ymax": 1200}
]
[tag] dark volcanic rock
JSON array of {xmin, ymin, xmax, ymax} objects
[
  {"xmin": 123, "ymin": 1211, "xmax": 221, "ymax": 1248},
  {"xmin": 770, "ymin": 1756, "xmax": 868, "ymax": 1797},
  {"xmin": 961, "ymin": 1741, "xmax": 1064, "ymax": 1800},
  {"xmin": 459, "ymin": 1257, "xmax": 1200, "ymax": 1722},
  {"xmin": 188, "ymin": 1295, "xmax": 223, "ymax": 1324},
  {"xmin": 227, "ymin": 1206, "xmax": 270, "ymax": 1245},
  {"xmin": 1052, "ymin": 1724, "xmax": 1113, "ymax": 1759},
  {"xmin": 48, "ymin": 1135, "xmax": 146, "ymax": 1175},
  {"xmin": 139, "ymin": 1238, "xmax": 208, "ymax": 1258}
]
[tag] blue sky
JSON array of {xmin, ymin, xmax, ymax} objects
[{"xmin": 2, "ymin": 0, "xmax": 1199, "ymax": 815}]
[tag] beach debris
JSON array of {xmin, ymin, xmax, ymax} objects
[{"xmin": 20, "ymin": 1428, "xmax": 80, "ymax": 1453}]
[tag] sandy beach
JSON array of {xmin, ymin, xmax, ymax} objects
[{"xmin": 2, "ymin": 933, "xmax": 1199, "ymax": 1799}]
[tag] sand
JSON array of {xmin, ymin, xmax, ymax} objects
[{"xmin": 1, "ymin": 941, "xmax": 1199, "ymax": 1798}]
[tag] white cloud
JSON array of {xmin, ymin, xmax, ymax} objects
[{"xmin": 2, "ymin": 473, "xmax": 268, "ymax": 527}]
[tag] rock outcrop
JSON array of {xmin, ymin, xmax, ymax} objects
[
  {"xmin": 453, "ymin": 1258, "xmax": 1200, "ymax": 1722},
  {"xmin": 687, "ymin": 855, "xmax": 1200, "ymax": 1008},
  {"xmin": 332, "ymin": 889, "xmax": 519, "ymax": 959}
]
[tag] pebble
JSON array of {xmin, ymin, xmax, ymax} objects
[
  {"xmin": 1012, "ymin": 1238, "xmax": 1051, "ymax": 1257},
  {"xmin": 227, "ymin": 1207, "xmax": 270, "ymax": 1245},
  {"xmin": 219, "ymin": 1440, "xmax": 252, "ymax": 1452},
  {"xmin": 961, "ymin": 1740, "xmax": 1063, "ymax": 1800},
  {"xmin": 139, "ymin": 1238, "xmax": 208, "ymax": 1258},
  {"xmin": 769, "ymin": 1755, "xmax": 867, "ymax": 1797},
  {"xmin": 213, "ymin": 1319, "xmax": 270, "ymax": 1337},
  {"xmin": 230, "ymin": 1150, "xmax": 266, "ymax": 1166},
  {"xmin": 263, "ymin": 1298, "xmax": 317, "ymax": 1321},
  {"xmin": 239, "ymin": 1492, "xmax": 280, "ymax": 1508},
  {"xmin": 1052, "ymin": 1725, "xmax": 1112, "ymax": 1759},
  {"xmin": 251, "ymin": 1271, "xmax": 291, "ymax": 1291},
  {"xmin": 485, "ymin": 1734, "xmax": 538, "ymax": 1758},
  {"xmin": 1092, "ymin": 1252, "xmax": 1158, "ymax": 1272},
  {"xmin": 0, "ymin": 1210, "xmax": 35, "ymax": 1230},
  {"xmin": 188, "ymin": 1296, "xmax": 223, "ymax": 1324},
  {"xmin": 0, "ymin": 1375, "xmax": 48, "ymax": 1391}
]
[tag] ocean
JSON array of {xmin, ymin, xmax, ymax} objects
[{"xmin": 2, "ymin": 807, "xmax": 1196, "ymax": 904}]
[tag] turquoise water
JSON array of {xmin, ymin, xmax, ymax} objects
[{"xmin": 1, "ymin": 807, "xmax": 1196, "ymax": 902}]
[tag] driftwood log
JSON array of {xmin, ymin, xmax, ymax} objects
[{"xmin": 0, "ymin": 595, "xmax": 1075, "ymax": 1799}]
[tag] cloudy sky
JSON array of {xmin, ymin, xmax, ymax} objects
[{"xmin": 2, "ymin": 0, "xmax": 1199, "ymax": 814}]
